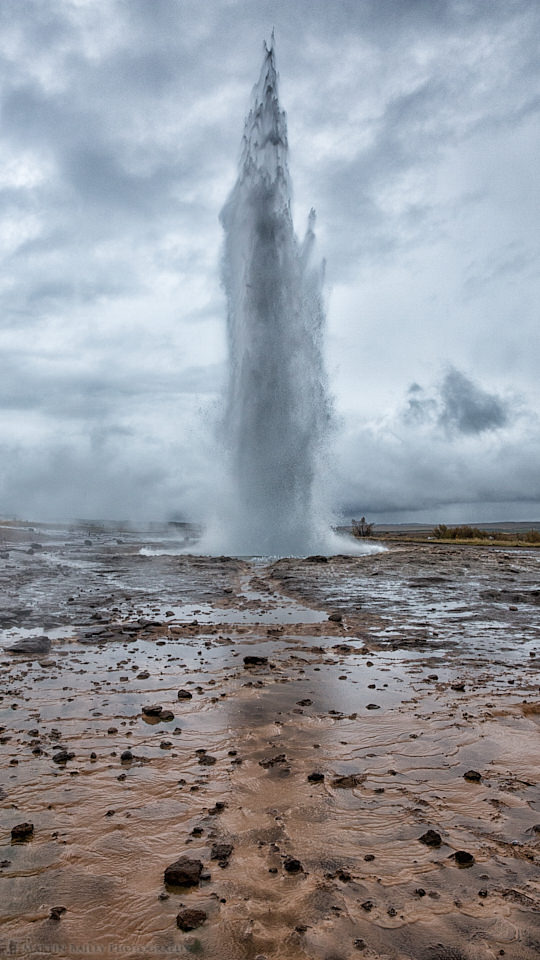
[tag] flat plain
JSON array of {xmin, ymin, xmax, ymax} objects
[{"xmin": 0, "ymin": 521, "xmax": 539, "ymax": 960}]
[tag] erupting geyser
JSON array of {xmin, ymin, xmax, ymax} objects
[
  {"xmin": 215, "ymin": 40, "xmax": 329, "ymax": 555},
  {"xmin": 205, "ymin": 40, "xmax": 379, "ymax": 557}
]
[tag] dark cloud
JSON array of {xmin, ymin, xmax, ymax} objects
[{"xmin": 438, "ymin": 367, "xmax": 509, "ymax": 434}]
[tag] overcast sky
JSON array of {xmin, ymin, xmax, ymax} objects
[{"xmin": 1, "ymin": 0, "xmax": 539, "ymax": 524}]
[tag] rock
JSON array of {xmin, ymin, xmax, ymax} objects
[
  {"xmin": 366, "ymin": 703, "xmax": 380, "ymax": 710},
  {"xmin": 418, "ymin": 830, "xmax": 442, "ymax": 847},
  {"xmin": 211, "ymin": 842, "xmax": 233, "ymax": 861},
  {"xmin": 259, "ymin": 754, "xmax": 286, "ymax": 768},
  {"xmin": 120, "ymin": 750, "xmax": 133, "ymax": 763},
  {"xmin": 306, "ymin": 555, "xmax": 328, "ymax": 563},
  {"xmin": 353, "ymin": 939, "xmax": 367, "ymax": 951},
  {"xmin": 361, "ymin": 900, "xmax": 374, "ymax": 912},
  {"xmin": 283, "ymin": 855, "xmax": 303, "ymax": 873},
  {"xmin": 451, "ymin": 682, "xmax": 466, "ymax": 691},
  {"xmin": 331, "ymin": 774, "xmax": 364, "ymax": 789},
  {"xmin": 176, "ymin": 908, "xmax": 207, "ymax": 932},
  {"xmin": 52, "ymin": 750, "xmax": 75, "ymax": 764},
  {"xmin": 49, "ymin": 906, "xmax": 67, "ymax": 921},
  {"xmin": 297, "ymin": 699, "xmax": 313, "ymax": 706},
  {"xmin": 328, "ymin": 612, "xmax": 342, "ymax": 622},
  {"xmin": 6, "ymin": 636, "xmax": 51, "ymax": 657},
  {"xmin": 243, "ymin": 655, "xmax": 268, "ymax": 666},
  {"xmin": 463, "ymin": 770, "xmax": 482, "ymax": 782},
  {"xmin": 453, "ymin": 850, "xmax": 475, "ymax": 867},
  {"xmin": 142, "ymin": 705, "xmax": 163, "ymax": 717},
  {"xmin": 307, "ymin": 772, "xmax": 324, "ymax": 783},
  {"xmin": 198, "ymin": 754, "xmax": 217, "ymax": 765},
  {"xmin": 177, "ymin": 690, "xmax": 193, "ymax": 700},
  {"xmin": 11, "ymin": 822, "xmax": 34, "ymax": 841},
  {"xmin": 164, "ymin": 856, "xmax": 204, "ymax": 887},
  {"xmin": 160, "ymin": 710, "xmax": 175, "ymax": 722}
]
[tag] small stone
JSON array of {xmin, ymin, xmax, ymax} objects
[
  {"xmin": 415, "ymin": 888, "xmax": 426, "ymax": 897},
  {"xmin": 283, "ymin": 855, "xmax": 303, "ymax": 873},
  {"xmin": 478, "ymin": 888, "xmax": 488, "ymax": 897},
  {"xmin": 328, "ymin": 612, "xmax": 342, "ymax": 622},
  {"xmin": 307, "ymin": 772, "xmax": 324, "ymax": 783},
  {"xmin": 211, "ymin": 842, "xmax": 233, "ymax": 861},
  {"xmin": 366, "ymin": 703, "xmax": 380, "ymax": 710},
  {"xmin": 176, "ymin": 908, "xmax": 207, "ymax": 931},
  {"xmin": 177, "ymin": 690, "xmax": 193, "ymax": 700},
  {"xmin": 361, "ymin": 900, "xmax": 374, "ymax": 912},
  {"xmin": 120, "ymin": 750, "xmax": 133, "ymax": 763},
  {"xmin": 142, "ymin": 705, "xmax": 163, "ymax": 717},
  {"xmin": 418, "ymin": 830, "xmax": 442, "ymax": 847},
  {"xmin": 198, "ymin": 754, "xmax": 217, "ymax": 765},
  {"xmin": 164, "ymin": 857, "xmax": 204, "ymax": 887},
  {"xmin": 243, "ymin": 655, "xmax": 268, "ymax": 666},
  {"xmin": 49, "ymin": 906, "xmax": 66, "ymax": 921},
  {"xmin": 353, "ymin": 939, "xmax": 367, "ymax": 951},
  {"xmin": 52, "ymin": 750, "xmax": 75, "ymax": 764},
  {"xmin": 160, "ymin": 710, "xmax": 174, "ymax": 722},
  {"xmin": 364, "ymin": 854, "xmax": 375, "ymax": 862},
  {"xmin": 464, "ymin": 770, "xmax": 482, "ymax": 782},
  {"xmin": 453, "ymin": 850, "xmax": 475, "ymax": 867},
  {"xmin": 11, "ymin": 822, "xmax": 34, "ymax": 841},
  {"xmin": 451, "ymin": 682, "xmax": 466, "ymax": 691}
]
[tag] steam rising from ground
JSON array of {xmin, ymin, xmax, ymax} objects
[{"xmin": 201, "ymin": 43, "xmax": 379, "ymax": 557}]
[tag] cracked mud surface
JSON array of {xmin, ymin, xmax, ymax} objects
[{"xmin": 0, "ymin": 522, "xmax": 539, "ymax": 959}]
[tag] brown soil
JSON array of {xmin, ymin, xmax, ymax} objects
[{"xmin": 0, "ymin": 523, "xmax": 539, "ymax": 959}]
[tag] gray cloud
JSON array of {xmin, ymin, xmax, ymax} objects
[{"xmin": 0, "ymin": 0, "xmax": 539, "ymax": 522}]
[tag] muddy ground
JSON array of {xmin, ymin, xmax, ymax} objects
[{"xmin": 0, "ymin": 522, "xmax": 539, "ymax": 960}]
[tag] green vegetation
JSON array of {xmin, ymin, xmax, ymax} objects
[{"xmin": 433, "ymin": 524, "xmax": 540, "ymax": 545}]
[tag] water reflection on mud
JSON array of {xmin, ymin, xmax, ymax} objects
[{"xmin": 0, "ymin": 522, "xmax": 539, "ymax": 959}]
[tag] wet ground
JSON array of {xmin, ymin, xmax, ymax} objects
[{"xmin": 0, "ymin": 521, "xmax": 539, "ymax": 960}]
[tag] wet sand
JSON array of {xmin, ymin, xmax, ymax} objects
[{"xmin": 0, "ymin": 523, "xmax": 539, "ymax": 960}]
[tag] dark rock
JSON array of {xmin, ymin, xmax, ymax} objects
[
  {"xmin": 328, "ymin": 612, "xmax": 342, "ymax": 622},
  {"xmin": 307, "ymin": 772, "xmax": 324, "ymax": 783},
  {"xmin": 198, "ymin": 754, "xmax": 216, "ymax": 765},
  {"xmin": 353, "ymin": 939, "xmax": 367, "ymax": 950},
  {"xmin": 164, "ymin": 856, "xmax": 204, "ymax": 887},
  {"xmin": 361, "ymin": 900, "xmax": 374, "ymax": 911},
  {"xmin": 211, "ymin": 842, "xmax": 233, "ymax": 861},
  {"xmin": 142, "ymin": 705, "xmax": 163, "ymax": 717},
  {"xmin": 364, "ymin": 854, "xmax": 375, "ymax": 862},
  {"xmin": 160, "ymin": 710, "xmax": 175, "ymax": 722},
  {"xmin": 283, "ymin": 855, "xmax": 303, "ymax": 873},
  {"xmin": 306, "ymin": 555, "xmax": 328, "ymax": 563},
  {"xmin": 453, "ymin": 850, "xmax": 475, "ymax": 867},
  {"xmin": 176, "ymin": 908, "xmax": 207, "ymax": 932},
  {"xmin": 49, "ymin": 906, "xmax": 66, "ymax": 921},
  {"xmin": 177, "ymin": 690, "xmax": 192, "ymax": 700},
  {"xmin": 418, "ymin": 830, "xmax": 442, "ymax": 847},
  {"xmin": 297, "ymin": 699, "xmax": 313, "ymax": 706},
  {"xmin": 451, "ymin": 682, "xmax": 466, "ymax": 691},
  {"xmin": 463, "ymin": 770, "xmax": 482, "ymax": 782},
  {"xmin": 6, "ymin": 636, "xmax": 51, "ymax": 657},
  {"xmin": 366, "ymin": 703, "xmax": 380, "ymax": 710},
  {"xmin": 331, "ymin": 774, "xmax": 364, "ymax": 789},
  {"xmin": 243, "ymin": 655, "xmax": 268, "ymax": 667},
  {"xmin": 11, "ymin": 822, "xmax": 34, "ymax": 841},
  {"xmin": 52, "ymin": 750, "xmax": 75, "ymax": 764},
  {"xmin": 259, "ymin": 754, "xmax": 286, "ymax": 768},
  {"xmin": 120, "ymin": 750, "xmax": 133, "ymax": 763}
]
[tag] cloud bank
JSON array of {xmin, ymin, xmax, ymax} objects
[{"xmin": 0, "ymin": 0, "xmax": 539, "ymax": 522}]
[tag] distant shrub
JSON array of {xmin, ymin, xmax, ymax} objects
[
  {"xmin": 523, "ymin": 529, "xmax": 540, "ymax": 543},
  {"xmin": 352, "ymin": 516, "xmax": 374, "ymax": 538},
  {"xmin": 432, "ymin": 524, "xmax": 489, "ymax": 540}
]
